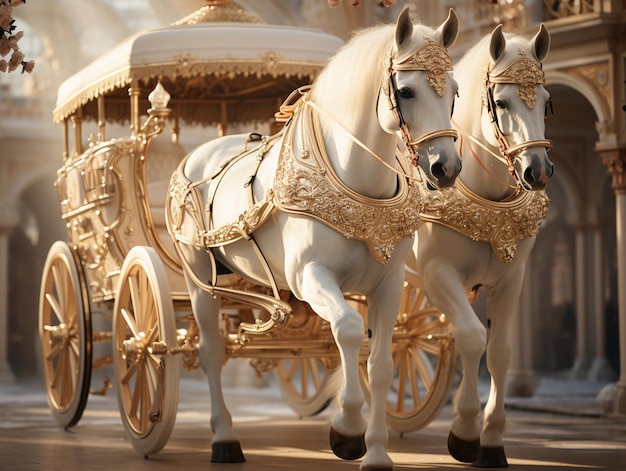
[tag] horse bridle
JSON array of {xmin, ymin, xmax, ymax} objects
[
  {"xmin": 484, "ymin": 56, "xmax": 553, "ymax": 179},
  {"xmin": 382, "ymin": 40, "xmax": 458, "ymax": 168}
]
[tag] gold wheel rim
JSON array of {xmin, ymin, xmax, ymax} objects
[
  {"xmin": 115, "ymin": 260, "xmax": 163, "ymax": 436},
  {"xmin": 41, "ymin": 254, "xmax": 81, "ymax": 412}
]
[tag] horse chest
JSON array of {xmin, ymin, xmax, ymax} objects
[
  {"xmin": 419, "ymin": 182, "xmax": 549, "ymax": 264},
  {"xmin": 273, "ymin": 115, "xmax": 424, "ymax": 265}
]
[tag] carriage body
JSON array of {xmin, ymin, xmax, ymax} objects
[
  {"xmin": 52, "ymin": 17, "xmax": 341, "ymax": 302},
  {"xmin": 38, "ymin": 3, "xmax": 457, "ymax": 458}
]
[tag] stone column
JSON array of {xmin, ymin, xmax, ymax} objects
[
  {"xmin": 599, "ymin": 146, "xmax": 626, "ymax": 415},
  {"xmin": 0, "ymin": 225, "xmax": 15, "ymax": 384},
  {"xmin": 588, "ymin": 227, "xmax": 614, "ymax": 381},
  {"xmin": 570, "ymin": 226, "xmax": 589, "ymax": 379}
]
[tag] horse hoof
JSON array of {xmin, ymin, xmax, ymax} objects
[
  {"xmin": 448, "ymin": 431, "xmax": 480, "ymax": 463},
  {"xmin": 329, "ymin": 426, "xmax": 366, "ymax": 460},
  {"xmin": 473, "ymin": 446, "xmax": 508, "ymax": 468},
  {"xmin": 211, "ymin": 440, "xmax": 246, "ymax": 463}
]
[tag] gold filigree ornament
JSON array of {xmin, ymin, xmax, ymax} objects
[
  {"xmin": 274, "ymin": 104, "xmax": 425, "ymax": 265},
  {"xmin": 168, "ymin": 152, "xmax": 277, "ymax": 250},
  {"xmin": 392, "ymin": 40, "xmax": 452, "ymax": 97},
  {"xmin": 488, "ymin": 56, "xmax": 545, "ymax": 109},
  {"xmin": 420, "ymin": 180, "xmax": 549, "ymax": 263}
]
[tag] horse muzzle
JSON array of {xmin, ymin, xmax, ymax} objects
[
  {"xmin": 408, "ymin": 128, "xmax": 461, "ymax": 190},
  {"xmin": 417, "ymin": 146, "xmax": 462, "ymax": 190},
  {"xmin": 513, "ymin": 150, "xmax": 554, "ymax": 191}
]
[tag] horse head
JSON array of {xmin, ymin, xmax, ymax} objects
[
  {"xmin": 377, "ymin": 8, "xmax": 462, "ymax": 189},
  {"xmin": 481, "ymin": 24, "xmax": 554, "ymax": 191}
]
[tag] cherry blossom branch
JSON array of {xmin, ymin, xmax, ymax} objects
[{"xmin": 0, "ymin": 0, "xmax": 34, "ymax": 73}]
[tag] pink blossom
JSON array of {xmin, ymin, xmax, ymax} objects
[
  {"xmin": 0, "ymin": 35, "xmax": 9, "ymax": 57},
  {"xmin": 21, "ymin": 59, "xmax": 33, "ymax": 73},
  {"xmin": 8, "ymin": 48, "xmax": 23, "ymax": 71},
  {"xmin": 8, "ymin": 31, "xmax": 22, "ymax": 51},
  {"xmin": 0, "ymin": 6, "xmax": 13, "ymax": 30}
]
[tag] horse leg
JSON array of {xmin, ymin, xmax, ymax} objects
[
  {"xmin": 183, "ymin": 268, "xmax": 245, "ymax": 463},
  {"xmin": 297, "ymin": 263, "xmax": 368, "ymax": 461},
  {"xmin": 474, "ymin": 275, "xmax": 523, "ymax": 468},
  {"xmin": 360, "ymin": 276, "xmax": 405, "ymax": 471},
  {"xmin": 423, "ymin": 265, "xmax": 486, "ymax": 463}
]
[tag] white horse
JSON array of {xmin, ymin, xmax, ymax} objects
[
  {"xmin": 167, "ymin": 8, "xmax": 461, "ymax": 470},
  {"xmin": 413, "ymin": 24, "xmax": 553, "ymax": 467}
]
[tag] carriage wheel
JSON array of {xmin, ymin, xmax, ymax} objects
[
  {"xmin": 39, "ymin": 241, "xmax": 92, "ymax": 429},
  {"xmin": 359, "ymin": 281, "xmax": 457, "ymax": 433},
  {"xmin": 274, "ymin": 358, "xmax": 337, "ymax": 417},
  {"xmin": 113, "ymin": 246, "xmax": 180, "ymax": 455}
]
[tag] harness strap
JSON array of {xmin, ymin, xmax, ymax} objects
[{"xmin": 483, "ymin": 62, "xmax": 553, "ymax": 181}]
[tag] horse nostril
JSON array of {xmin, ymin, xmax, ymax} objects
[
  {"xmin": 524, "ymin": 167, "xmax": 535, "ymax": 185},
  {"xmin": 547, "ymin": 162, "xmax": 555, "ymax": 178},
  {"xmin": 431, "ymin": 162, "xmax": 446, "ymax": 181}
]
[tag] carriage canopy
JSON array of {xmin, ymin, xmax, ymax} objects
[{"xmin": 53, "ymin": 2, "xmax": 344, "ymax": 128}]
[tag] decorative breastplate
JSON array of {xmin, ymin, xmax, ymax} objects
[
  {"xmin": 420, "ymin": 181, "xmax": 549, "ymax": 263},
  {"xmin": 273, "ymin": 107, "xmax": 424, "ymax": 264}
]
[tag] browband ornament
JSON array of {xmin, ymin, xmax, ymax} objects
[
  {"xmin": 392, "ymin": 40, "xmax": 452, "ymax": 97},
  {"xmin": 488, "ymin": 56, "xmax": 545, "ymax": 108}
]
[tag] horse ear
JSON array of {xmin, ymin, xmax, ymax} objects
[
  {"xmin": 489, "ymin": 24, "xmax": 506, "ymax": 63},
  {"xmin": 531, "ymin": 24, "xmax": 550, "ymax": 62},
  {"xmin": 395, "ymin": 6, "xmax": 413, "ymax": 49},
  {"xmin": 436, "ymin": 8, "xmax": 459, "ymax": 49}
]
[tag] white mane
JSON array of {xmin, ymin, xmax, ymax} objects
[
  {"xmin": 310, "ymin": 24, "xmax": 394, "ymax": 131},
  {"xmin": 452, "ymin": 34, "xmax": 492, "ymax": 134}
]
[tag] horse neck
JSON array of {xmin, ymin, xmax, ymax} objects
[
  {"xmin": 310, "ymin": 104, "xmax": 400, "ymax": 199},
  {"xmin": 458, "ymin": 126, "xmax": 519, "ymax": 202}
]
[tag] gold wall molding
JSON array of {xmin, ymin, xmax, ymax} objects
[{"xmin": 560, "ymin": 61, "xmax": 611, "ymax": 116}]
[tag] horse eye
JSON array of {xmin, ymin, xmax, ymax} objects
[
  {"xmin": 397, "ymin": 87, "xmax": 414, "ymax": 99},
  {"xmin": 495, "ymin": 99, "xmax": 507, "ymax": 110}
]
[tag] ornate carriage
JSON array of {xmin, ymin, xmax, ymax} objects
[{"xmin": 38, "ymin": 1, "xmax": 457, "ymax": 455}]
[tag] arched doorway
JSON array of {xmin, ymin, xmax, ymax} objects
[{"xmin": 529, "ymin": 83, "xmax": 616, "ymax": 378}]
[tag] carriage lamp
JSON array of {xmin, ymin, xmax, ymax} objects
[
  {"xmin": 148, "ymin": 81, "xmax": 171, "ymax": 111},
  {"xmin": 140, "ymin": 82, "xmax": 172, "ymax": 140}
]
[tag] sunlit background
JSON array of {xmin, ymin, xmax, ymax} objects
[{"xmin": 0, "ymin": 1, "xmax": 622, "ymax": 403}]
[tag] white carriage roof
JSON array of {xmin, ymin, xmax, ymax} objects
[{"xmin": 53, "ymin": 20, "xmax": 344, "ymax": 125}]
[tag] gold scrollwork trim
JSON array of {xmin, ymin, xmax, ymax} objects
[
  {"xmin": 489, "ymin": 57, "xmax": 545, "ymax": 109},
  {"xmin": 561, "ymin": 61, "xmax": 610, "ymax": 118},
  {"xmin": 203, "ymin": 194, "xmax": 276, "ymax": 248},
  {"xmin": 392, "ymin": 41, "xmax": 453, "ymax": 97},
  {"xmin": 273, "ymin": 108, "xmax": 423, "ymax": 265},
  {"xmin": 53, "ymin": 59, "xmax": 325, "ymax": 123},
  {"xmin": 420, "ymin": 181, "xmax": 549, "ymax": 263},
  {"xmin": 598, "ymin": 146, "xmax": 626, "ymax": 194}
]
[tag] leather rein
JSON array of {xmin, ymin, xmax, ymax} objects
[
  {"xmin": 482, "ymin": 57, "xmax": 553, "ymax": 183},
  {"xmin": 380, "ymin": 40, "xmax": 458, "ymax": 169}
]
